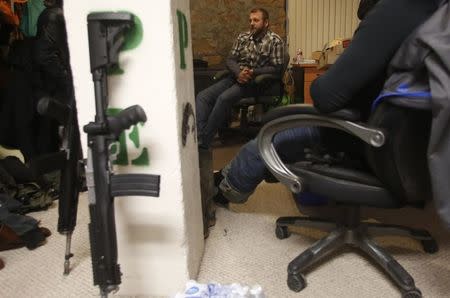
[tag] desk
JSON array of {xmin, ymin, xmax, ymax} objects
[{"xmin": 292, "ymin": 63, "xmax": 326, "ymax": 104}]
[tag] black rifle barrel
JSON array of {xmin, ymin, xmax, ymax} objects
[{"xmin": 88, "ymin": 133, "xmax": 121, "ymax": 292}]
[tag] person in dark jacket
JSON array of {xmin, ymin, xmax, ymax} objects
[
  {"xmin": 0, "ymin": 38, "xmax": 41, "ymax": 160},
  {"xmin": 34, "ymin": 0, "xmax": 70, "ymax": 155},
  {"xmin": 0, "ymin": 0, "xmax": 69, "ymax": 160},
  {"xmin": 212, "ymin": 0, "xmax": 441, "ymax": 207},
  {"xmin": 35, "ymin": 0, "xmax": 68, "ymax": 101}
]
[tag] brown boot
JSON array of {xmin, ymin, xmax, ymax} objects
[
  {"xmin": 39, "ymin": 227, "xmax": 52, "ymax": 238},
  {"xmin": 0, "ymin": 225, "xmax": 51, "ymax": 251},
  {"xmin": 0, "ymin": 224, "xmax": 25, "ymax": 251},
  {"xmin": 0, "ymin": 257, "xmax": 4, "ymax": 270},
  {"xmin": 20, "ymin": 227, "xmax": 48, "ymax": 250}
]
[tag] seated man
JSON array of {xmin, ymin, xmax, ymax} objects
[
  {"xmin": 196, "ymin": 7, "xmax": 285, "ymax": 149},
  {"xmin": 213, "ymin": 0, "xmax": 441, "ymax": 206}
]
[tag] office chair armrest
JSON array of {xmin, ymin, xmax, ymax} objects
[
  {"xmin": 254, "ymin": 73, "xmax": 280, "ymax": 84},
  {"xmin": 257, "ymin": 111, "xmax": 385, "ymax": 194},
  {"xmin": 213, "ymin": 69, "xmax": 230, "ymax": 81},
  {"xmin": 262, "ymin": 104, "xmax": 361, "ymax": 124}
]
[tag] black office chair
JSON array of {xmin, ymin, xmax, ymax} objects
[
  {"xmin": 257, "ymin": 99, "xmax": 438, "ymax": 297},
  {"xmin": 214, "ymin": 50, "xmax": 290, "ymax": 138}
]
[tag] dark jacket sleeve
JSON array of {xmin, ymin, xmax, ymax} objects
[
  {"xmin": 252, "ymin": 64, "xmax": 282, "ymax": 76},
  {"xmin": 227, "ymin": 56, "xmax": 283, "ymax": 78},
  {"xmin": 35, "ymin": 38, "xmax": 68, "ymax": 80},
  {"xmin": 310, "ymin": 0, "xmax": 439, "ymax": 114},
  {"xmin": 357, "ymin": 0, "xmax": 381, "ymax": 20},
  {"xmin": 35, "ymin": 8, "xmax": 69, "ymax": 82},
  {"xmin": 226, "ymin": 55, "xmax": 241, "ymax": 78}
]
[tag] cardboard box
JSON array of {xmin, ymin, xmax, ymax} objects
[
  {"xmin": 318, "ymin": 38, "xmax": 351, "ymax": 69},
  {"xmin": 311, "ymin": 51, "xmax": 322, "ymax": 61}
]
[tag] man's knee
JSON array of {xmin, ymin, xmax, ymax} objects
[
  {"xmin": 196, "ymin": 89, "xmax": 210, "ymax": 105},
  {"xmin": 216, "ymin": 90, "xmax": 241, "ymax": 107}
]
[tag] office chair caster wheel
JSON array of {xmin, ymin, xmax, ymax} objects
[
  {"xmin": 275, "ymin": 225, "xmax": 290, "ymax": 239},
  {"xmin": 421, "ymin": 239, "xmax": 438, "ymax": 254},
  {"xmin": 402, "ymin": 288, "xmax": 422, "ymax": 298},
  {"xmin": 287, "ymin": 273, "xmax": 306, "ymax": 292}
]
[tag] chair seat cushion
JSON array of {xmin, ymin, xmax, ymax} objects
[
  {"xmin": 290, "ymin": 162, "xmax": 382, "ymax": 186},
  {"xmin": 262, "ymin": 105, "xmax": 361, "ymax": 124},
  {"xmin": 238, "ymin": 97, "xmax": 257, "ymax": 105},
  {"xmin": 288, "ymin": 162, "xmax": 399, "ymax": 208},
  {"xmin": 239, "ymin": 95, "xmax": 278, "ymax": 106}
]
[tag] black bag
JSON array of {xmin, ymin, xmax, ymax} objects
[{"xmin": 0, "ymin": 158, "xmax": 55, "ymax": 214}]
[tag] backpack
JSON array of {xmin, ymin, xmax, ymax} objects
[{"xmin": 0, "ymin": 157, "xmax": 55, "ymax": 214}]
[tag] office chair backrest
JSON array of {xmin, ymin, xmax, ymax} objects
[
  {"xmin": 268, "ymin": 48, "xmax": 290, "ymax": 97},
  {"xmin": 366, "ymin": 102, "xmax": 432, "ymax": 206},
  {"xmin": 277, "ymin": 48, "xmax": 290, "ymax": 94},
  {"xmin": 252, "ymin": 47, "xmax": 290, "ymax": 102},
  {"xmin": 282, "ymin": 48, "xmax": 290, "ymax": 74}
]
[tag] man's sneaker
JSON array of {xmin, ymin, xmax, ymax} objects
[{"xmin": 212, "ymin": 170, "xmax": 230, "ymax": 208}]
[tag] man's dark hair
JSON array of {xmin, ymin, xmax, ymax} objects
[{"xmin": 250, "ymin": 8, "xmax": 269, "ymax": 20}]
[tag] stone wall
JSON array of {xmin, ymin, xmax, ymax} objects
[{"xmin": 190, "ymin": 0, "xmax": 286, "ymax": 66}]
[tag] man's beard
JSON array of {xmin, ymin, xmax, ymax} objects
[{"xmin": 250, "ymin": 27, "xmax": 264, "ymax": 37}]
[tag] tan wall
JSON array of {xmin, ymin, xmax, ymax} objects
[
  {"xmin": 190, "ymin": 0, "xmax": 286, "ymax": 66},
  {"xmin": 288, "ymin": 0, "xmax": 360, "ymax": 60}
]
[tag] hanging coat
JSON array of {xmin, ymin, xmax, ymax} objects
[{"xmin": 375, "ymin": 0, "xmax": 450, "ymax": 228}]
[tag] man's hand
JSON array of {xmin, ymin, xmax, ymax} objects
[{"xmin": 237, "ymin": 67, "xmax": 254, "ymax": 84}]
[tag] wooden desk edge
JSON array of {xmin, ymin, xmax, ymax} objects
[{"xmin": 291, "ymin": 63, "xmax": 329, "ymax": 70}]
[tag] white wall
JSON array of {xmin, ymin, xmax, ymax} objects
[
  {"xmin": 64, "ymin": 0, "xmax": 203, "ymax": 296},
  {"xmin": 288, "ymin": 0, "xmax": 360, "ymax": 59}
]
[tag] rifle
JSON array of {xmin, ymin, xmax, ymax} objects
[
  {"xmin": 85, "ymin": 12, "xmax": 161, "ymax": 297},
  {"xmin": 36, "ymin": 94, "xmax": 84, "ymax": 276}
]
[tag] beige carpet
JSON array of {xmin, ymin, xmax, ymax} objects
[
  {"xmin": 207, "ymin": 140, "xmax": 450, "ymax": 297},
  {"xmin": 0, "ymin": 194, "xmax": 98, "ymax": 298},
  {"xmin": 198, "ymin": 202, "xmax": 450, "ymax": 298},
  {"xmin": 1, "ymin": 141, "xmax": 450, "ymax": 297}
]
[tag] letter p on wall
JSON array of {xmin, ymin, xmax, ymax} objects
[{"xmin": 177, "ymin": 10, "xmax": 188, "ymax": 69}]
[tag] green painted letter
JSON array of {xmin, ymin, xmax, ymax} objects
[{"xmin": 177, "ymin": 10, "xmax": 188, "ymax": 69}]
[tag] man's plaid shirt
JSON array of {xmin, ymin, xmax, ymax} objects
[{"xmin": 229, "ymin": 30, "xmax": 284, "ymax": 70}]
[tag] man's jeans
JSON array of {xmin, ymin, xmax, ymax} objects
[
  {"xmin": 196, "ymin": 76, "xmax": 263, "ymax": 148},
  {"xmin": 219, "ymin": 126, "xmax": 322, "ymax": 203}
]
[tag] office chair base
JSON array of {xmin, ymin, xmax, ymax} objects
[
  {"xmin": 365, "ymin": 223, "xmax": 438, "ymax": 254},
  {"xmin": 420, "ymin": 240, "xmax": 438, "ymax": 254},
  {"xmin": 402, "ymin": 288, "xmax": 422, "ymax": 298},
  {"xmin": 287, "ymin": 272, "xmax": 306, "ymax": 292},
  {"xmin": 275, "ymin": 225, "xmax": 290, "ymax": 239},
  {"xmin": 277, "ymin": 207, "xmax": 437, "ymax": 297}
]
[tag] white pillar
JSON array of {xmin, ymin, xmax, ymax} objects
[{"xmin": 64, "ymin": 0, "xmax": 203, "ymax": 296}]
